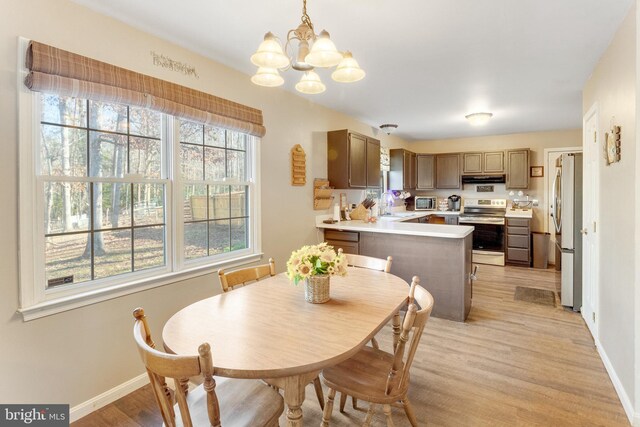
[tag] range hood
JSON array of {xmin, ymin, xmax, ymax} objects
[{"xmin": 462, "ymin": 174, "xmax": 506, "ymax": 184}]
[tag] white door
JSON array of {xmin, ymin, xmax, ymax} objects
[
  {"xmin": 545, "ymin": 148, "xmax": 581, "ymax": 264},
  {"xmin": 582, "ymin": 105, "xmax": 599, "ymax": 339}
]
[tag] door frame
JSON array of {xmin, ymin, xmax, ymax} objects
[{"xmin": 582, "ymin": 103, "xmax": 600, "ymax": 339}]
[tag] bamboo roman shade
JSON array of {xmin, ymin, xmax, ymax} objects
[{"xmin": 24, "ymin": 41, "xmax": 266, "ymax": 137}]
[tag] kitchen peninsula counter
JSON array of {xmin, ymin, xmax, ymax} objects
[{"xmin": 317, "ymin": 215, "xmax": 473, "ymax": 321}]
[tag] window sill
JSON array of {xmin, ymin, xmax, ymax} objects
[{"xmin": 17, "ymin": 253, "xmax": 264, "ymax": 321}]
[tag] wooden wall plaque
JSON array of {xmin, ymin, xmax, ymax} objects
[{"xmin": 291, "ymin": 144, "xmax": 306, "ymax": 186}]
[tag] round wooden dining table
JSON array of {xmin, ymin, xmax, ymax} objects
[{"xmin": 162, "ymin": 267, "xmax": 410, "ymax": 426}]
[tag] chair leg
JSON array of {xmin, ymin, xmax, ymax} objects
[
  {"xmin": 401, "ymin": 398, "xmax": 419, "ymax": 427},
  {"xmin": 370, "ymin": 337, "xmax": 380, "ymax": 350},
  {"xmin": 313, "ymin": 377, "xmax": 325, "ymax": 410},
  {"xmin": 339, "ymin": 392, "xmax": 347, "ymax": 412},
  {"xmin": 383, "ymin": 404, "xmax": 395, "ymax": 427},
  {"xmin": 352, "ymin": 397, "xmax": 358, "ymax": 409},
  {"xmin": 363, "ymin": 403, "xmax": 377, "ymax": 427},
  {"xmin": 321, "ymin": 388, "xmax": 336, "ymax": 427}
]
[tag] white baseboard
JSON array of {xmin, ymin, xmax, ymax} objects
[
  {"xmin": 70, "ymin": 373, "xmax": 149, "ymax": 422},
  {"xmin": 595, "ymin": 338, "xmax": 635, "ymax": 424}
]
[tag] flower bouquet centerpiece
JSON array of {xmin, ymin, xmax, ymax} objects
[{"xmin": 287, "ymin": 243, "xmax": 347, "ymax": 303}]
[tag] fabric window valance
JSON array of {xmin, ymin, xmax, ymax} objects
[{"xmin": 24, "ymin": 41, "xmax": 266, "ymax": 137}]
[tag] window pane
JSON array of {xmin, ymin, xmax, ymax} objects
[
  {"xmin": 45, "ymin": 233, "xmax": 92, "ymax": 287},
  {"xmin": 40, "ymin": 125, "xmax": 87, "ymax": 177},
  {"xmin": 41, "ymin": 94, "xmax": 87, "ymax": 127},
  {"xmin": 130, "ymin": 137, "xmax": 161, "ymax": 178},
  {"xmin": 231, "ymin": 218, "xmax": 248, "ymax": 251},
  {"xmin": 129, "ymin": 107, "xmax": 161, "ymax": 138},
  {"xmin": 227, "ymin": 150, "xmax": 246, "ymax": 180},
  {"xmin": 89, "ymin": 131, "xmax": 127, "ymax": 177},
  {"xmin": 231, "ymin": 186, "xmax": 248, "ymax": 217},
  {"xmin": 96, "ymin": 183, "xmax": 131, "ymax": 230},
  {"xmin": 45, "ymin": 182, "xmax": 90, "ymax": 234},
  {"xmin": 180, "ymin": 121, "xmax": 203, "ymax": 145},
  {"xmin": 184, "ymin": 184, "xmax": 207, "ymax": 221},
  {"xmin": 209, "ymin": 219, "xmax": 230, "ymax": 255},
  {"xmin": 184, "ymin": 222, "xmax": 207, "ymax": 260},
  {"xmin": 180, "ymin": 145, "xmax": 204, "ymax": 181},
  {"xmin": 134, "ymin": 226, "xmax": 165, "ymax": 271},
  {"xmin": 134, "ymin": 184, "xmax": 165, "ymax": 226},
  {"xmin": 89, "ymin": 101, "xmax": 128, "ymax": 133},
  {"xmin": 93, "ymin": 229, "xmax": 132, "ymax": 279},
  {"xmin": 205, "ymin": 147, "xmax": 225, "ymax": 181},
  {"xmin": 209, "ymin": 185, "xmax": 230, "ymax": 219},
  {"xmin": 204, "ymin": 126, "xmax": 225, "ymax": 147},
  {"xmin": 227, "ymin": 131, "xmax": 246, "ymax": 151}
]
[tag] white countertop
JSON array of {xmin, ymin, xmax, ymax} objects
[
  {"xmin": 505, "ymin": 209, "xmax": 534, "ymax": 219},
  {"xmin": 316, "ymin": 213, "xmax": 474, "ymax": 239}
]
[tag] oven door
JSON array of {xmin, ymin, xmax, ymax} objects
[{"xmin": 462, "ymin": 222, "xmax": 506, "ymax": 252}]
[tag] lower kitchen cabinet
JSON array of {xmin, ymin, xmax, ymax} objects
[
  {"xmin": 324, "ymin": 229, "xmax": 359, "ymax": 254},
  {"xmin": 506, "ymin": 217, "xmax": 530, "ymax": 265}
]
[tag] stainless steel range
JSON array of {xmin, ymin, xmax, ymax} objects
[{"xmin": 459, "ymin": 198, "xmax": 507, "ymax": 266}]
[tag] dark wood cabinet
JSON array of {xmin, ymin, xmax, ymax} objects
[
  {"xmin": 506, "ymin": 149, "xmax": 530, "ymax": 189},
  {"xmin": 366, "ymin": 138, "xmax": 381, "ymax": 187},
  {"xmin": 506, "ymin": 217, "xmax": 530, "ymax": 265},
  {"xmin": 436, "ymin": 153, "xmax": 461, "ymax": 189},
  {"xmin": 416, "ymin": 154, "xmax": 436, "ymax": 190},
  {"xmin": 324, "ymin": 229, "xmax": 359, "ymax": 254},
  {"xmin": 389, "ymin": 149, "xmax": 416, "ymax": 190},
  {"xmin": 327, "ymin": 130, "xmax": 380, "ymax": 189}
]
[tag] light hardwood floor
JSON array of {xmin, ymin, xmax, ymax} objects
[{"xmin": 73, "ymin": 265, "xmax": 629, "ymax": 426}]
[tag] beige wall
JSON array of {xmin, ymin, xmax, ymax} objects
[
  {"xmin": 0, "ymin": 0, "xmax": 407, "ymax": 409},
  {"xmin": 409, "ymin": 129, "xmax": 582, "ymax": 232},
  {"xmin": 583, "ymin": 4, "xmax": 636, "ymax": 414}
]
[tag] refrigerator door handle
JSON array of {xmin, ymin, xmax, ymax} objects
[{"xmin": 551, "ymin": 169, "xmax": 562, "ymax": 233}]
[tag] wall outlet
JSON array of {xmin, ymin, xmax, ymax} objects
[{"xmin": 532, "ymin": 199, "xmax": 539, "ymax": 206}]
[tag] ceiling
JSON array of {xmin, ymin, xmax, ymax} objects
[{"xmin": 73, "ymin": 0, "xmax": 633, "ymax": 141}]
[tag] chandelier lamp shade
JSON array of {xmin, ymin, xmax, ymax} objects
[{"xmin": 250, "ymin": 0, "xmax": 365, "ymax": 94}]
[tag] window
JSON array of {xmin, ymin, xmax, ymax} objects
[
  {"xmin": 40, "ymin": 95, "xmax": 167, "ymax": 287},
  {"xmin": 178, "ymin": 120, "xmax": 251, "ymax": 262},
  {"xmin": 19, "ymin": 92, "xmax": 261, "ymax": 319}
]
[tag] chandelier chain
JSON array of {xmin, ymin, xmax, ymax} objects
[{"xmin": 301, "ymin": 0, "xmax": 314, "ymax": 32}]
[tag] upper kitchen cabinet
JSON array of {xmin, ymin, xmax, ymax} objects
[
  {"xmin": 416, "ymin": 154, "xmax": 436, "ymax": 190},
  {"xmin": 484, "ymin": 151, "xmax": 505, "ymax": 173},
  {"xmin": 389, "ymin": 149, "xmax": 416, "ymax": 190},
  {"xmin": 436, "ymin": 153, "xmax": 461, "ymax": 189},
  {"xmin": 506, "ymin": 149, "xmax": 530, "ymax": 189},
  {"xmin": 462, "ymin": 151, "xmax": 505, "ymax": 174},
  {"xmin": 327, "ymin": 130, "xmax": 381, "ymax": 189}
]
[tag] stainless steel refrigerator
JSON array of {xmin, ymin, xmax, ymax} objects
[{"xmin": 551, "ymin": 153, "xmax": 583, "ymax": 311}]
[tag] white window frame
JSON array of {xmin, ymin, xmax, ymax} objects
[{"xmin": 16, "ymin": 37, "xmax": 262, "ymax": 321}]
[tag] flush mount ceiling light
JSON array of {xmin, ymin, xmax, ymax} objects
[
  {"xmin": 250, "ymin": 0, "xmax": 365, "ymax": 94},
  {"xmin": 379, "ymin": 124, "xmax": 398, "ymax": 135},
  {"xmin": 465, "ymin": 112, "xmax": 493, "ymax": 126}
]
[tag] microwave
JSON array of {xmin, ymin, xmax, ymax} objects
[{"xmin": 415, "ymin": 196, "xmax": 437, "ymax": 211}]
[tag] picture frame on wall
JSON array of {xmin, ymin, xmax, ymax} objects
[{"xmin": 530, "ymin": 166, "xmax": 544, "ymax": 177}]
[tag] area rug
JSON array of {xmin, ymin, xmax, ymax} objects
[{"xmin": 514, "ymin": 286, "xmax": 556, "ymax": 307}]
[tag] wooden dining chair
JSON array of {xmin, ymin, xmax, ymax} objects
[
  {"xmin": 218, "ymin": 258, "xmax": 276, "ymax": 293},
  {"xmin": 320, "ymin": 277, "xmax": 434, "ymax": 427},
  {"xmin": 132, "ymin": 308, "xmax": 284, "ymax": 427},
  {"xmin": 338, "ymin": 249, "xmax": 394, "ymax": 411},
  {"xmin": 218, "ymin": 258, "xmax": 325, "ymax": 410}
]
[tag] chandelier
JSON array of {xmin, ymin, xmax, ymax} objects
[{"xmin": 250, "ymin": 0, "xmax": 365, "ymax": 94}]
